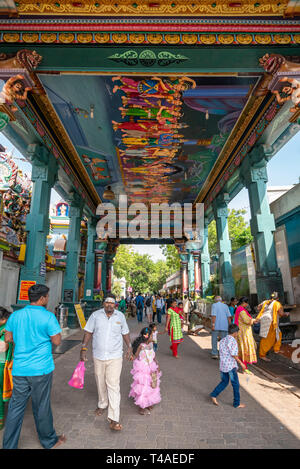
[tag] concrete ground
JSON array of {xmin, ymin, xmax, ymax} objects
[{"xmin": 1, "ymin": 315, "xmax": 300, "ymax": 449}]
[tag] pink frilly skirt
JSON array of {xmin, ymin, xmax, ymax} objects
[{"xmin": 129, "ymin": 359, "xmax": 162, "ymax": 409}]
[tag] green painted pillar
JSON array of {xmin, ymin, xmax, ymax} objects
[
  {"xmin": 83, "ymin": 217, "xmax": 97, "ymax": 301},
  {"xmin": 201, "ymin": 218, "xmax": 211, "ymax": 298},
  {"xmin": 187, "ymin": 252, "xmax": 195, "ymax": 294},
  {"xmin": 240, "ymin": 146, "xmax": 284, "ymax": 303},
  {"xmin": 213, "ymin": 194, "xmax": 235, "ymax": 301},
  {"xmin": 62, "ymin": 193, "xmax": 83, "ymax": 328},
  {"xmin": 17, "ymin": 144, "xmax": 57, "ymax": 304},
  {"xmin": 83, "ymin": 218, "xmax": 103, "ymax": 316}
]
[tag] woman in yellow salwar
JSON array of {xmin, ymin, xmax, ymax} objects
[
  {"xmin": 234, "ymin": 297, "xmax": 257, "ymax": 369},
  {"xmin": 254, "ymin": 292, "xmax": 289, "ymax": 362}
]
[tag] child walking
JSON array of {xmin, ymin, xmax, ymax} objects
[
  {"xmin": 149, "ymin": 323, "xmax": 165, "ymax": 352},
  {"xmin": 176, "ymin": 302, "xmax": 185, "ymax": 333},
  {"xmin": 129, "ymin": 327, "xmax": 162, "ymax": 415},
  {"xmin": 210, "ymin": 323, "xmax": 246, "ymax": 408}
]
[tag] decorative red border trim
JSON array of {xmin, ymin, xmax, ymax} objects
[{"xmin": 0, "ymin": 22, "xmax": 300, "ymax": 33}]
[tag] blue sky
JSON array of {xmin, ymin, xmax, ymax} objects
[
  {"xmin": 1, "ymin": 129, "xmax": 300, "ymax": 261},
  {"xmin": 228, "ymin": 131, "xmax": 300, "ymax": 221}
]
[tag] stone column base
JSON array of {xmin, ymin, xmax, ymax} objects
[{"xmin": 62, "ymin": 302, "xmax": 79, "ymax": 329}]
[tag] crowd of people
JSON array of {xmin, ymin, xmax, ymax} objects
[{"xmin": 0, "ymin": 285, "xmax": 289, "ymax": 448}]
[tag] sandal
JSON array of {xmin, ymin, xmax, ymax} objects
[
  {"xmin": 139, "ymin": 408, "xmax": 151, "ymax": 415},
  {"xmin": 110, "ymin": 421, "xmax": 123, "ymax": 431},
  {"xmin": 95, "ymin": 407, "xmax": 106, "ymax": 416}
]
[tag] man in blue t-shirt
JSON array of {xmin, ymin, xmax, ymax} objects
[
  {"xmin": 135, "ymin": 293, "xmax": 144, "ymax": 323},
  {"xmin": 211, "ymin": 295, "xmax": 232, "ymax": 359},
  {"xmin": 3, "ymin": 284, "xmax": 66, "ymax": 449}
]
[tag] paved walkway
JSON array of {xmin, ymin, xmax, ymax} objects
[{"xmin": 1, "ymin": 315, "xmax": 300, "ymax": 449}]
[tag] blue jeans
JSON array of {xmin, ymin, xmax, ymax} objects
[
  {"xmin": 211, "ymin": 330, "xmax": 227, "ymax": 356},
  {"xmin": 137, "ymin": 306, "xmax": 143, "ymax": 323},
  {"xmin": 156, "ymin": 308, "xmax": 162, "ymax": 324},
  {"xmin": 210, "ymin": 368, "xmax": 240, "ymax": 408},
  {"xmin": 3, "ymin": 372, "xmax": 58, "ymax": 449},
  {"xmin": 153, "ymin": 343, "xmax": 158, "ymax": 352}
]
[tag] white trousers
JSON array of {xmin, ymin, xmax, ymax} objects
[{"xmin": 94, "ymin": 357, "xmax": 123, "ymax": 423}]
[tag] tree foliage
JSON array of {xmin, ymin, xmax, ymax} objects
[
  {"xmin": 208, "ymin": 208, "xmax": 253, "ymax": 257},
  {"xmin": 113, "ymin": 245, "xmax": 174, "ymax": 293},
  {"xmin": 159, "ymin": 244, "xmax": 180, "ymax": 272}
]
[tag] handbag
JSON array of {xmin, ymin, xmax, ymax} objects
[
  {"xmin": 145, "ymin": 349, "xmax": 158, "ymax": 389},
  {"xmin": 68, "ymin": 361, "xmax": 86, "ymax": 389},
  {"xmin": 150, "ymin": 371, "xmax": 158, "ymax": 389}
]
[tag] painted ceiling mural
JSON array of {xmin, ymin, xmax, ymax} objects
[{"xmin": 40, "ymin": 74, "xmax": 257, "ymax": 205}]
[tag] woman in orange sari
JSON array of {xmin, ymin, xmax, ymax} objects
[
  {"xmin": 254, "ymin": 292, "xmax": 289, "ymax": 362},
  {"xmin": 234, "ymin": 297, "xmax": 257, "ymax": 369}
]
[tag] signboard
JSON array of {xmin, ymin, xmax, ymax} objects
[
  {"xmin": 74, "ymin": 304, "xmax": 86, "ymax": 329},
  {"xmin": 19, "ymin": 280, "xmax": 36, "ymax": 301},
  {"xmin": 39, "ymin": 262, "xmax": 46, "ymax": 278}
]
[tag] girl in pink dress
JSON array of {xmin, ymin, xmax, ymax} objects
[{"xmin": 129, "ymin": 327, "xmax": 162, "ymax": 415}]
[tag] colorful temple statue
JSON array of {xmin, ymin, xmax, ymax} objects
[{"xmin": 0, "ymin": 153, "xmax": 32, "ymax": 248}]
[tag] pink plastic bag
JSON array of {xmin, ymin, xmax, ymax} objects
[{"xmin": 68, "ymin": 361, "xmax": 86, "ymax": 389}]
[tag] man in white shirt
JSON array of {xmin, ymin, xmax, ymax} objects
[
  {"xmin": 155, "ymin": 295, "xmax": 164, "ymax": 324},
  {"xmin": 183, "ymin": 295, "xmax": 191, "ymax": 323},
  {"xmin": 80, "ymin": 297, "xmax": 132, "ymax": 431}
]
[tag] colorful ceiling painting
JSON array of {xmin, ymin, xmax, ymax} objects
[
  {"xmin": 108, "ymin": 75, "xmax": 256, "ymax": 205},
  {"xmin": 39, "ymin": 73, "xmax": 257, "ymax": 207}
]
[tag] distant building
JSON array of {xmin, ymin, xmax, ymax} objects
[{"xmin": 163, "ymin": 271, "xmax": 181, "ymax": 294}]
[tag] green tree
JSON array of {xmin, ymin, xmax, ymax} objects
[
  {"xmin": 208, "ymin": 208, "xmax": 253, "ymax": 257},
  {"xmin": 113, "ymin": 245, "xmax": 173, "ymax": 293},
  {"xmin": 112, "ymin": 278, "xmax": 123, "ymax": 299},
  {"xmin": 159, "ymin": 244, "xmax": 180, "ymax": 272}
]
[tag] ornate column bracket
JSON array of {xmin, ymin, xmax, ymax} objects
[
  {"xmin": 0, "ymin": 49, "xmax": 42, "ymax": 73},
  {"xmin": 258, "ymin": 53, "xmax": 300, "ymax": 122},
  {"xmin": 262, "ymin": 123, "xmax": 300, "ymax": 160}
]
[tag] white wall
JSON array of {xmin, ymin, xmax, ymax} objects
[
  {"xmin": 0, "ymin": 258, "xmax": 20, "ymax": 310},
  {"xmin": 274, "ymin": 227, "xmax": 294, "ymax": 304},
  {"xmin": 45, "ymin": 270, "xmax": 64, "ymax": 313},
  {"xmin": 270, "ymin": 183, "xmax": 300, "ymax": 220}
]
